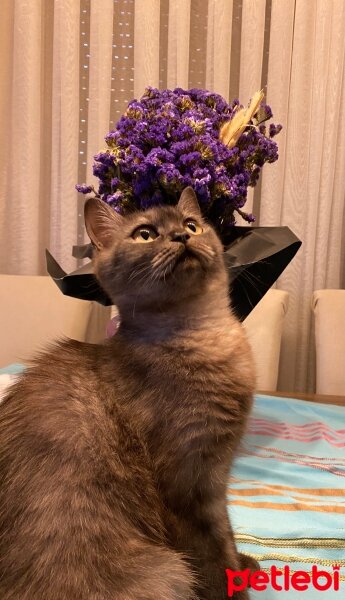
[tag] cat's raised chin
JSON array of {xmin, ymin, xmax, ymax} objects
[{"xmin": 84, "ymin": 186, "xmax": 234, "ymax": 341}]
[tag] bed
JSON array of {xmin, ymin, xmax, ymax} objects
[
  {"xmin": 230, "ymin": 392, "xmax": 345, "ymax": 598},
  {"xmin": 0, "ymin": 366, "xmax": 344, "ymax": 598}
]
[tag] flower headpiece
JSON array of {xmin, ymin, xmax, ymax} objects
[{"xmin": 76, "ymin": 87, "xmax": 281, "ymax": 233}]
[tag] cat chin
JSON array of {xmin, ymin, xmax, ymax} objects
[
  {"xmin": 173, "ymin": 252, "xmax": 201, "ymax": 271},
  {"xmin": 174, "ymin": 244, "xmax": 215, "ymax": 270}
]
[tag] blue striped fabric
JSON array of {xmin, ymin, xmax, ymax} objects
[
  {"xmin": 228, "ymin": 394, "xmax": 345, "ymax": 598},
  {"xmin": 0, "ymin": 363, "xmax": 26, "ymax": 375}
]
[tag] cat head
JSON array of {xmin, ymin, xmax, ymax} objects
[{"xmin": 84, "ymin": 187, "xmax": 227, "ymax": 311}]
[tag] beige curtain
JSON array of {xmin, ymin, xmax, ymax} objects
[
  {"xmin": 260, "ymin": 0, "xmax": 345, "ymax": 392},
  {"xmin": 0, "ymin": 0, "xmax": 344, "ymax": 392}
]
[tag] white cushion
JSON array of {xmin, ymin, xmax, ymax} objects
[
  {"xmin": 0, "ymin": 275, "xmax": 110, "ymax": 366},
  {"xmin": 0, "ymin": 275, "xmax": 288, "ymax": 393},
  {"xmin": 312, "ymin": 289, "xmax": 345, "ymax": 395},
  {"xmin": 243, "ymin": 289, "xmax": 289, "ymax": 392}
]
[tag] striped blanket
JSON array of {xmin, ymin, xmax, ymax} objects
[{"xmin": 229, "ymin": 394, "xmax": 345, "ymax": 598}]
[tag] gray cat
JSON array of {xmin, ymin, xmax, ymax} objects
[{"xmin": 0, "ymin": 187, "xmax": 256, "ymax": 599}]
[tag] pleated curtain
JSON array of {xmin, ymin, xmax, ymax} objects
[{"xmin": 0, "ymin": 0, "xmax": 344, "ymax": 393}]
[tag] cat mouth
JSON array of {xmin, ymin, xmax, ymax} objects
[
  {"xmin": 174, "ymin": 247, "xmax": 200, "ymax": 267},
  {"xmin": 173, "ymin": 244, "xmax": 215, "ymax": 272},
  {"xmin": 151, "ymin": 243, "xmax": 215, "ymax": 281}
]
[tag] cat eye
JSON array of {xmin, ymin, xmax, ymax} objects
[
  {"xmin": 131, "ymin": 226, "xmax": 158, "ymax": 243},
  {"xmin": 184, "ymin": 220, "xmax": 203, "ymax": 235}
]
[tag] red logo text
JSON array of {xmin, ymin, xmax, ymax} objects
[{"xmin": 226, "ymin": 565, "xmax": 340, "ymax": 596}]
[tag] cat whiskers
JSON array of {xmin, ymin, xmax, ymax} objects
[
  {"xmin": 151, "ymin": 247, "xmax": 179, "ymax": 269},
  {"xmin": 82, "ymin": 279, "xmax": 102, "ymax": 291},
  {"xmin": 190, "ymin": 242, "xmax": 215, "ymax": 264},
  {"xmin": 128, "ymin": 248, "xmax": 178, "ymax": 287},
  {"xmin": 150, "ymin": 247, "xmax": 183, "ymax": 281},
  {"xmin": 128, "ymin": 262, "xmax": 154, "ymax": 284},
  {"xmin": 127, "ymin": 242, "xmax": 214, "ymax": 288}
]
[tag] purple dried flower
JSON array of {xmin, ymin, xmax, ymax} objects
[
  {"xmin": 76, "ymin": 87, "xmax": 281, "ymax": 232},
  {"xmin": 75, "ymin": 184, "xmax": 93, "ymax": 194},
  {"xmin": 111, "ymin": 177, "xmax": 121, "ymax": 188},
  {"xmin": 262, "ymin": 103, "xmax": 273, "ymax": 120},
  {"xmin": 269, "ymin": 123, "xmax": 283, "ymax": 138},
  {"xmin": 107, "ymin": 191, "xmax": 124, "ymax": 205},
  {"xmin": 178, "ymin": 152, "xmax": 201, "ymax": 167}
]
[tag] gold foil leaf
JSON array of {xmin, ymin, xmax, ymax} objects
[{"xmin": 220, "ymin": 90, "xmax": 265, "ymax": 148}]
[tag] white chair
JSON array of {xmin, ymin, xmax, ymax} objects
[
  {"xmin": 312, "ymin": 289, "xmax": 345, "ymax": 395},
  {"xmin": 0, "ymin": 275, "xmax": 111, "ymax": 366},
  {"xmin": 0, "ymin": 275, "xmax": 288, "ymax": 393},
  {"xmin": 243, "ymin": 289, "xmax": 289, "ymax": 392}
]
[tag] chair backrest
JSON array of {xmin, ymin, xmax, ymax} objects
[
  {"xmin": 0, "ymin": 275, "xmax": 111, "ymax": 366},
  {"xmin": 312, "ymin": 289, "xmax": 345, "ymax": 395},
  {"xmin": 243, "ymin": 289, "xmax": 289, "ymax": 392},
  {"xmin": 0, "ymin": 275, "xmax": 289, "ymax": 392}
]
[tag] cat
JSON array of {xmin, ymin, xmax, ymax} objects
[{"xmin": 0, "ymin": 187, "xmax": 256, "ymax": 600}]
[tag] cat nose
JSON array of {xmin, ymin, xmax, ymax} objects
[{"xmin": 170, "ymin": 231, "xmax": 190, "ymax": 243}]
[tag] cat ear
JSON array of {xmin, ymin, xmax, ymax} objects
[
  {"xmin": 84, "ymin": 197, "xmax": 123, "ymax": 250},
  {"xmin": 177, "ymin": 187, "xmax": 202, "ymax": 219}
]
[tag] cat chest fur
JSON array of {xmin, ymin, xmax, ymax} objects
[{"xmin": 106, "ymin": 327, "xmax": 254, "ymax": 502}]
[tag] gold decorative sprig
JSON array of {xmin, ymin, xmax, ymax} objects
[{"xmin": 219, "ymin": 90, "xmax": 265, "ymax": 148}]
